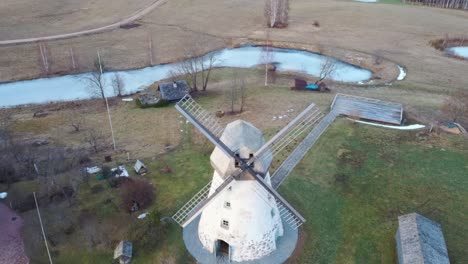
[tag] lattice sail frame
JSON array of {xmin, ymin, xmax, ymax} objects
[{"xmin": 172, "ymin": 95, "xmax": 324, "ymax": 229}]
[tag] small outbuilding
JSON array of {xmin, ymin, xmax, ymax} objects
[
  {"xmin": 134, "ymin": 160, "xmax": 148, "ymax": 175},
  {"xmin": 158, "ymin": 80, "xmax": 189, "ymax": 102},
  {"xmin": 137, "ymin": 93, "xmax": 160, "ymax": 106},
  {"xmin": 112, "ymin": 166, "xmax": 130, "ymax": 178},
  {"xmin": 395, "ymin": 213, "xmax": 450, "ymax": 264},
  {"xmin": 114, "ymin": 240, "xmax": 133, "ymax": 264}
]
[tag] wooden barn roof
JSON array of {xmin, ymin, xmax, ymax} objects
[{"xmin": 331, "ymin": 93, "xmax": 403, "ymax": 125}]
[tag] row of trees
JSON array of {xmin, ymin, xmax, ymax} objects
[{"xmin": 403, "ymin": 0, "xmax": 468, "ymax": 10}]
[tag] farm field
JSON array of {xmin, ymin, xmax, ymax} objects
[{"xmin": 0, "ymin": 0, "xmax": 467, "ymax": 263}]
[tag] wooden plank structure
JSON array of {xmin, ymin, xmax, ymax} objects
[{"xmin": 331, "ymin": 93, "xmax": 403, "ymax": 125}]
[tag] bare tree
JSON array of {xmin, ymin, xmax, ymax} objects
[
  {"xmin": 315, "ymin": 57, "xmax": 338, "ymax": 84},
  {"xmin": 63, "ymin": 110, "xmax": 85, "ymax": 132},
  {"xmin": 175, "ymin": 39, "xmax": 218, "ymax": 92},
  {"xmin": 441, "ymin": 89, "xmax": 468, "ymax": 123},
  {"xmin": 239, "ymin": 77, "xmax": 247, "ymax": 113},
  {"xmin": 83, "ymin": 58, "xmax": 107, "ymax": 106},
  {"xmin": 84, "ymin": 128, "xmax": 106, "ymax": 153},
  {"xmin": 226, "ymin": 70, "xmax": 247, "ymax": 113},
  {"xmin": 69, "ymin": 47, "xmax": 77, "ymax": 71},
  {"xmin": 260, "ymin": 30, "xmax": 274, "ymax": 86},
  {"xmin": 265, "ymin": 0, "xmax": 289, "ymax": 28},
  {"xmin": 200, "ymin": 52, "xmax": 217, "ymax": 91},
  {"xmin": 403, "ymin": 0, "xmax": 468, "ymax": 10},
  {"xmin": 227, "ymin": 76, "xmax": 239, "ymax": 114},
  {"xmin": 38, "ymin": 42, "xmax": 50, "ymax": 75},
  {"xmin": 112, "ymin": 73, "xmax": 125, "ymax": 97}
]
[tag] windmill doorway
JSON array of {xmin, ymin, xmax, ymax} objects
[{"xmin": 215, "ymin": 239, "xmax": 230, "ymax": 260}]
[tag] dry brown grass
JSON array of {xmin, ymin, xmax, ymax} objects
[
  {"xmin": 0, "ymin": 0, "xmax": 156, "ymax": 40},
  {"xmin": 0, "ymin": 0, "xmax": 467, "ymax": 117}
]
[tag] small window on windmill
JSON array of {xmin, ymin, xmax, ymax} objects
[
  {"xmin": 249, "ymin": 153, "xmax": 254, "ymax": 158},
  {"xmin": 224, "ymin": 201, "xmax": 231, "ymax": 209},
  {"xmin": 227, "ymin": 186, "xmax": 232, "ymax": 191},
  {"xmin": 221, "ymin": 219, "xmax": 229, "ymax": 229},
  {"xmin": 234, "ymin": 153, "xmax": 240, "ymax": 168}
]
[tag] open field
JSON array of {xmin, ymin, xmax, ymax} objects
[
  {"xmin": 0, "ymin": 0, "xmax": 157, "ymax": 40},
  {"xmin": 0, "ymin": 0, "xmax": 467, "ymax": 121}
]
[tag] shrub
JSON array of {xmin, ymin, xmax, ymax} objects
[
  {"xmin": 121, "ymin": 179, "xmax": 155, "ymax": 212},
  {"xmin": 90, "ymin": 184, "xmax": 104, "ymax": 194},
  {"xmin": 107, "ymin": 176, "xmax": 129, "ymax": 188},
  {"xmin": 101, "ymin": 166, "xmax": 112, "ymax": 179},
  {"xmin": 135, "ymin": 98, "xmax": 170, "ymax": 109}
]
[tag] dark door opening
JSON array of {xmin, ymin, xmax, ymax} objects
[{"xmin": 216, "ymin": 239, "xmax": 229, "ymax": 257}]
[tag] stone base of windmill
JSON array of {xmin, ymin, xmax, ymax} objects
[{"xmin": 183, "ymin": 216, "xmax": 298, "ymax": 264}]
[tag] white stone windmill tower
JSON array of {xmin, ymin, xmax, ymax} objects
[{"xmin": 172, "ymin": 95, "xmax": 323, "ymax": 263}]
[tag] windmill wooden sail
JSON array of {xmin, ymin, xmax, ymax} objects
[{"xmin": 173, "ymin": 95, "xmax": 323, "ymax": 230}]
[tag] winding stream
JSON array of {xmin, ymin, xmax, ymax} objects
[
  {"xmin": 0, "ymin": 46, "xmax": 372, "ymax": 107},
  {"xmin": 446, "ymin": 46, "xmax": 468, "ymax": 59}
]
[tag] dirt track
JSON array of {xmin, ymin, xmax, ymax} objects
[{"xmin": 0, "ymin": 0, "xmax": 166, "ymax": 45}]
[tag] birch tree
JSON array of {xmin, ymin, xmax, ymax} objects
[{"xmin": 265, "ymin": 0, "xmax": 290, "ymax": 28}]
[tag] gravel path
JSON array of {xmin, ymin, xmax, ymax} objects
[{"xmin": 183, "ymin": 216, "xmax": 298, "ymax": 264}]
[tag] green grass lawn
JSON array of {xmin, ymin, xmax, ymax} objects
[
  {"xmin": 279, "ymin": 119, "xmax": 468, "ymax": 263},
  {"xmin": 114, "ymin": 118, "xmax": 467, "ymax": 263}
]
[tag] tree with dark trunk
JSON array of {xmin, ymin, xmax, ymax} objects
[
  {"xmin": 84, "ymin": 58, "xmax": 107, "ymax": 106},
  {"xmin": 112, "ymin": 73, "xmax": 125, "ymax": 97}
]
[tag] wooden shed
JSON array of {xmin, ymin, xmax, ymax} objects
[
  {"xmin": 331, "ymin": 93, "xmax": 403, "ymax": 125},
  {"xmin": 114, "ymin": 240, "xmax": 133, "ymax": 264},
  {"xmin": 395, "ymin": 213, "xmax": 450, "ymax": 264}
]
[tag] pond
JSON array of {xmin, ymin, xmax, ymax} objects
[
  {"xmin": 446, "ymin": 46, "xmax": 468, "ymax": 59},
  {"xmin": 0, "ymin": 46, "xmax": 372, "ymax": 107}
]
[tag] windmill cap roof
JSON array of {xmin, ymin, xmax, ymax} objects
[{"xmin": 221, "ymin": 120, "xmax": 265, "ymax": 151}]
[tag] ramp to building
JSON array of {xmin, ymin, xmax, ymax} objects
[{"xmin": 331, "ymin": 94, "xmax": 403, "ymax": 125}]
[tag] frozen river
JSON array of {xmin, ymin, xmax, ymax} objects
[
  {"xmin": 446, "ymin": 46, "xmax": 468, "ymax": 59},
  {"xmin": 0, "ymin": 46, "xmax": 372, "ymax": 107}
]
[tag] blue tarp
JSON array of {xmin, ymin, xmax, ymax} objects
[{"xmin": 306, "ymin": 84, "xmax": 318, "ymax": 90}]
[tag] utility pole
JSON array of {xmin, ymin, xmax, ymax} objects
[
  {"xmin": 33, "ymin": 192, "xmax": 53, "ymax": 264},
  {"xmin": 97, "ymin": 50, "xmax": 117, "ymax": 151}
]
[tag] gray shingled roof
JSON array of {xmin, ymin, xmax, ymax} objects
[
  {"xmin": 395, "ymin": 213, "xmax": 450, "ymax": 264},
  {"xmin": 114, "ymin": 240, "xmax": 133, "ymax": 260},
  {"xmin": 159, "ymin": 80, "xmax": 189, "ymax": 101},
  {"xmin": 331, "ymin": 93, "xmax": 403, "ymax": 125}
]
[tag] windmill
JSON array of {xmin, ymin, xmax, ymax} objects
[{"xmin": 172, "ymin": 95, "xmax": 323, "ymax": 262}]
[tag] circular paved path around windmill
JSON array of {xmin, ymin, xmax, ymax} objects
[{"xmin": 183, "ymin": 216, "xmax": 298, "ymax": 264}]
